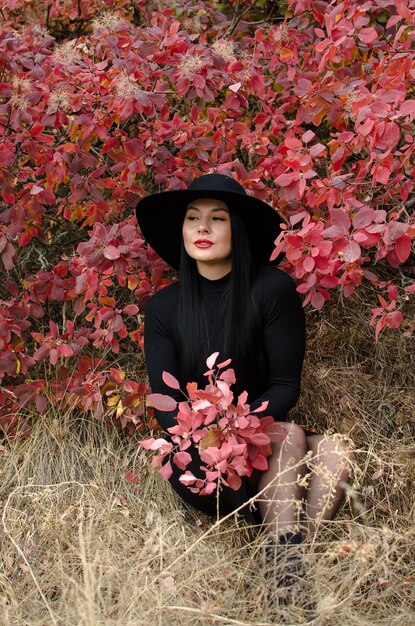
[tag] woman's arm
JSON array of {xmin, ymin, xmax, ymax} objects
[
  {"xmin": 250, "ymin": 268, "xmax": 306, "ymax": 420},
  {"xmin": 143, "ymin": 286, "xmax": 183, "ymax": 432}
]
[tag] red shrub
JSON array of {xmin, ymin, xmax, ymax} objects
[{"xmin": 0, "ymin": 0, "xmax": 413, "ymax": 435}]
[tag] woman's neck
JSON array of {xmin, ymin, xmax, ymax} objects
[{"xmin": 196, "ymin": 260, "xmax": 232, "ymax": 280}]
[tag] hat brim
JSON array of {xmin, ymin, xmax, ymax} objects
[{"xmin": 136, "ymin": 188, "xmax": 284, "ymax": 269}]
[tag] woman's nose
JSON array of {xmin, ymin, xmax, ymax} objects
[{"xmin": 198, "ymin": 221, "xmax": 209, "ymax": 232}]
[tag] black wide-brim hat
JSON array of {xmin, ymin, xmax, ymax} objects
[{"xmin": 135, "ymin": 173, "xmax": 284, "ymax": 269}]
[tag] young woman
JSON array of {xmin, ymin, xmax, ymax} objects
[{"xmin": 136, "ymin": 173, "xmax": 352, "ymax": 560}]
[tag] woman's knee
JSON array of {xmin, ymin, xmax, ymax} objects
[
  {"xmin": 323, "ymin": 434, "xmax": 354, "ymax": 458},
  {"xmin": 274, "ymin": 421, "xmax": 307, "ymax": 452},
  {"xmin": 310, "ymin": 433, "xmax": 355, "ymax": 476}
]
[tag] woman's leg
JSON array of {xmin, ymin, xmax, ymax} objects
[
  {"xmin": 255, "ymin": 427, "xmax": 354, "ymax": 592},
  {"xmin": 256, "ymin": 422, "xmax": 308, "ymax": 538},
  {"xmin": 304, "ymin": 434, "xmax": 354, "ymax": 534},
  {"xmin": 254, "ymin": 427, "xmax": 354, "ymax": 538}
]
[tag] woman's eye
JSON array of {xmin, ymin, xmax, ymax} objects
[
  {"xmin": 186, "ymin": 215, "xmax": 197, "ymax": 221},
  {"xmin": 213, "ymin": 216, "xmax": 225, "ymax": 221}
]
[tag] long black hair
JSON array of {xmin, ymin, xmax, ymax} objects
[{"xmin": 177, "ymin": 207, "xmax": 266, "ymax": 394}]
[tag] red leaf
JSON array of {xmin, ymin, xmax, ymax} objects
[
  {"xmin": 331, "ymin": 209, "xmax": 351, "ymax": 232},
  {"xmin": 358, "ymin": 27, "xmax": 378, "ymax": 45},
  {"xmin": 395, "ymin": 0, "xmax": 413, "ymax": 21},
  {"xmin": 50, "ymin": 348, "xmax": 59, "ymax": 366},
  {"xmin": 395, "ymin": 235, "xmax": 411, "ymax": 263},
  {"xmin": 179, "ymin": 471, "xmax": 198, "ymax": 486},
  {"xmin": 125, "ymin": 470, "xmax": 140, "ymax": 484},
  {"xmin": 162, "ymin": 371, "xmax": 181, "ymax": 390},
  {"xmin": 285, "ymin": 137, "xmax": 302, "ymax": 149},
  {"xmin": 353, "ymin": 208, "xmax": 374, "ymax": 230},
  {"xmin": 201, "ymin": 482, "xmax": 217, "ymax": 495},
  {"xmin": 343, "ymin": 242, "xmax": 361, "ymax": 263},
  {"xmin": 159, "ymin": 461, "xmax": 173, "ymax": 481},
  {"xmin": 384, "ymin": 310, "xmax": 403, "ymax": 330},
  {"xmin": 247, "ymin": 432, "xmax": 271, "ymax": 446},
  {"xmin": 35, "ymin": 394, "xmax": 47, "ymax": 414},
  {"xmin": 141, "ymin": 437, "xmax": 171, "ymax": 451},
  {"xmin": 192, "ymin": 399, "xmax": 213, "ymax": 411},
  {"xmin": 217, "ymin": 358, "xmax": 232, "ymax": 369},
  {"xmin": 251, "ymin": 454, "xmax": 268, "ymax": 471},
  {"xmin": 103, "ymin": 245, "xmax": 121, "ymax": 260},
  {"xmin": 123, "ymin": 304, "xmax": 139, "ymax": 315},
  {"xmin": 302, "ymin": 130, "xmax": 315, "ymax": 143},
  {"xmin": 375, "ymin": 317, "xmax": 386, "ymax": 342},
  {"xmin": 310, "ymin": 143, "xmax": 326, "ymax": 157},
  {"xmin": 173, "ymin": 451, "xmax": 192, "ymax": 470},
  {"xmin": 386, "ymin": 15, "xmax": 402, "ymax": 28},
  {"xmin": 1, "ymin": 189, "xmax": 15, "ymax": 204},
  {"xmin": 229, "ymin": 82, "xmax": 242, "ymax": 93},
  {"xmin": 219, "ymin": 368, "xmax": 236, "ymax": 385},
  {"xmin": 310, "ymin": 290, "xmax": 326, "ymax": 310},
  {"xmin": 373, "ymin": 164, "xmax": 391, "ymax": 185},
  {"xmin": 275, "ymin": 173, "xmax": 295, "ymax": 187},
  {"xmin": 59, "ymin": 344, "xmax": 74, "ymax": 358},
  {"xmin": 252, "ymin": 400, "xmax": 269, "ymax": 413},
  {"xmin": 400, "ymin": 100, "xmax": 415, "ymax": 119},
  {"xmin": 147, "ymin": 393, "xmax": 177, "ymax": 412},
  {"xmin": 303, "ymin": 256, "xmax": 315, "ymax": 272},
  {"xmin": 226, "ymin": 473, "xmax": 242, "ymax": 491},
  {"xmin": 206, "ymin": 352, "xmax": 219, "ymax": 369},
  {"xmin": 358, "ymin": 118, "xmax": 374, "ymax": 137},
  {"xmin": 388, "ymin": 285, "xmax": 399, "ymax": 300},
  {"xmin": 30, "ymin": 185, "xmax": 44, "ymax": 195},
  {"xmin": 200, "ymin": 446, "xmax": 222, "ymax": 466}
]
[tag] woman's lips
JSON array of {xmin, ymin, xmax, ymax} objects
[{"xmin": 194, "ymin": 240, "xmax": 213, "ymax": 248}]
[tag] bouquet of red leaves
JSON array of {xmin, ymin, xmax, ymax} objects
[{"xmin": 140, "ymin": 352, "xmax": 287, "ymax": 496}]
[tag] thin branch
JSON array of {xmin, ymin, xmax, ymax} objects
[
  {"xmin": 225, "ymin": 0, "xmax": 276, "ymax": 36},
  {"xmin": 224, "ymin": 0, "xmax": 240, "ymax": 17},
  {"xmin": 240, "ymin": 16, "xmax": 284, "ymax": 26}
]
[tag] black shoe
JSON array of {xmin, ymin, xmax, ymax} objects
[{"xmin": 263, "ymin": 536, "xmax": 307, "ymax": 605}]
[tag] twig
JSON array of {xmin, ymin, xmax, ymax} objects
[{"xmin": 230, "ymin": 0, "xmax": 261, "ymax": 33}]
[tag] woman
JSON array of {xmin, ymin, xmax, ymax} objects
[{"xmin": 136, "ymin": 173, "xmax": 352, "ymax": 564}]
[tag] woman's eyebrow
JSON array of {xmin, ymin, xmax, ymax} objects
[{"xmin": 186, "ymin": 206, "xmax": 229, "ymax": 212}]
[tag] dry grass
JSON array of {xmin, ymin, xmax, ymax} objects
[{"xmin": 1, "ymin": 291, "xmax": 415, "ymax": 626}]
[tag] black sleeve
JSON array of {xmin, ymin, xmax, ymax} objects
[
  {"xmin": 143, "ymin": 287, "xmax": 183, "ymax": 432},
  {"xmin": 250, "ymin": 268, "xmax": 306, "ymax": 420}
]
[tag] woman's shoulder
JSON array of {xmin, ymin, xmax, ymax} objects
[
  {"xmin": 252, "ymin": 266, "xmax": 302, "ymax": 318},
  {"xmin": 145, "ymin": 280, "xmax": 179, "ymax": 314},
  {"xmin": 253, "ymin": 265, "xmax": 297, "ymax": 294}
]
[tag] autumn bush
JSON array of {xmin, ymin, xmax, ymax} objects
[{"xmin": 0, "ymin": 0, "xmax": 414, "ymax": 437}]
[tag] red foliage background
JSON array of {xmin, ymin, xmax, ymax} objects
[{"xmin": 0, "ymin": 0, "xmax": 414, "ymax": 436}]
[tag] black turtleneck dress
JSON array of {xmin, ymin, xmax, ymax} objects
[{"xmin": 144, "ymin": 266, "xmax": 306, "ymax": 523}]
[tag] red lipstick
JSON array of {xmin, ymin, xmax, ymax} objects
[{"xmin": 194, "ymin": 239, "xmax": 213, "ymax": 248}]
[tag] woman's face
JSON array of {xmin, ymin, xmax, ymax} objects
[{"xmin": 182, "ymin": 197, "xmax": 232, "ymax": 279}]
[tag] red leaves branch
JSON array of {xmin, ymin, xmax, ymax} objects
[{"xmin": 141, "ymin": 353, "xmax": 287, "ymax": 495}]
